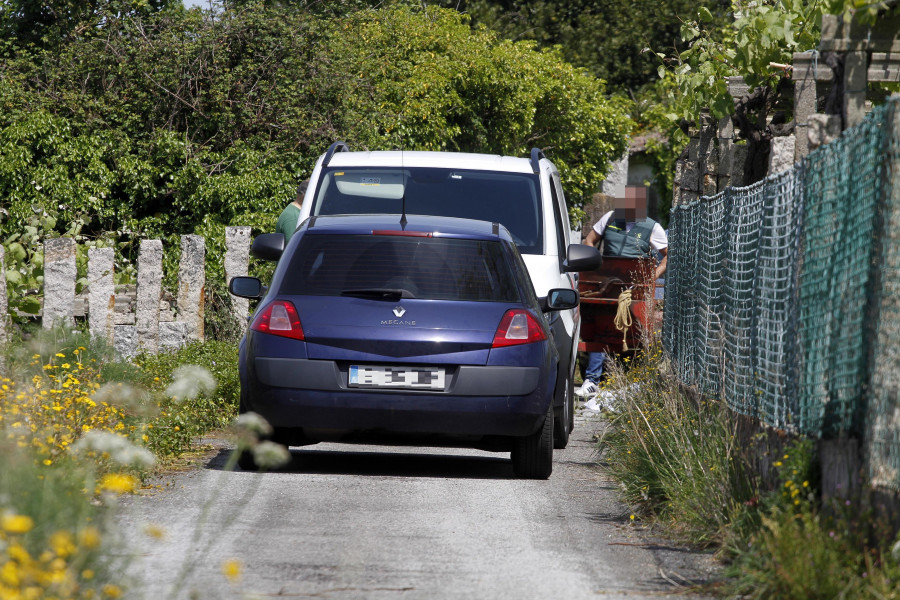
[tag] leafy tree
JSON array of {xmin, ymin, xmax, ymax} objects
[
  {"xmin": 426, "ymin": 0, "xmax": 732, "ymax": 94},
  {"xmin": 652, "ymin": 0, "xmax": 898, "ymax": 185},
  {"xmin": 0, "ymin": 0, "xmax": 179, "ymax": 50},
  {"xmin": 0, "ymin": 2, "xmax": 628, "ymax": 309},
  {"xmin": 324, "ymin": 5, "xmax": 629, "ymax": 204}
]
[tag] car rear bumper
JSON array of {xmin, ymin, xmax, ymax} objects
[{"xmin": 244, "ymin": 358, "xmax": 551, "ymax": 437}]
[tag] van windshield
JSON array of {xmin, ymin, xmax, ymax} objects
[{"xmin": 311, "ymin": 167, "xmax": 543, "ymax": 254}]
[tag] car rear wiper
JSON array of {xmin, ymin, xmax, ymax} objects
[{"xmin": 340, "ymin": 288, "xmax": 416, "ymax": 300}]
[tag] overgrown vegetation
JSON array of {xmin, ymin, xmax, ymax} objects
[
  {"xmin": 0, "ymin": 326, "xmax": 242, "ymax": 597},
  {"xmin": 597, "ymin": 346, "xmax": 900, "ymax": 598},
  {"xmin": 0, "ymin": 1, "xmax": 629, "ymax": 317}
]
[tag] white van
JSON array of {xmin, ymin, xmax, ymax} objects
[{"xmin": 292, "ymin": 142, "xmax": 600, "ymax": 448}]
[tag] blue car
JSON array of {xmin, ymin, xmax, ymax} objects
[{"xmin": 229, "ymin": 214, "xmax": 597, "ymax": 478}]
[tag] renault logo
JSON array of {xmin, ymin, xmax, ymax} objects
[{"xmin": 393, "ymin": 306, "xmax": 406, "ymax": 318}]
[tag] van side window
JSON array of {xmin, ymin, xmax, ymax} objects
[{"xmin": 548, "ymin": 174, "xmax": 567, "ymax": 263}]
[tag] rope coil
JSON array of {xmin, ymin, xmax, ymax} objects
[{"xmin": 614, "ymin": 288, "xmax": 633, "ymax": 351}]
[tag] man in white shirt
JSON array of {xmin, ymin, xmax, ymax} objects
[{"xmin": 577, "ymin": 185, "xmax": 668, "ymax": 396}]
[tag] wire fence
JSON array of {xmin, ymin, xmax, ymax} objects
[{"xmin": 663, "ymin": 97, "xmax": 900, "ymax": 490}]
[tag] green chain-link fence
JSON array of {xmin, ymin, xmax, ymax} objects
[{"xmin": 663, "ymin": 97, "xmax": 900, "ymax": 490}]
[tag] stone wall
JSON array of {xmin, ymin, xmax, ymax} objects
[
  {"xmin": 672, "ymin": 12, "xmax": 900, "ymax": 208},
  {"xmin": 22, "ymin": 227, "xmax": 248, "ymax": 358}
]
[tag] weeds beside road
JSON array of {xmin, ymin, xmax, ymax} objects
[
  {"xmin": 596, "ymin": 343, "xmax": 900, "ymax": 599},
  {"xmin": 0, "ymin": 327, "xmax": 238, "ymax": 599},
  {"xmin": 2, "ymin": 324, "xmax": 899, "ymax": 599}
]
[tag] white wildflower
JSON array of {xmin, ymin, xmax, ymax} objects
[
  {"xmin": 165, "ymin": 365, "xmax": 216, "ymax": 403},
  {"xmin": 251, "ymin": 441, "xmax": 290, "ymax": 470},
  {"xmin": 235, "ymin": 412, "xmax": 273, "ymax": 438},
  {"xmin": 71, "ymin": 431, "xmax": 156, "ymax": 469},
  {"xmin": 94, "ymin": 382, "xmax": 153, "ymax": 415}
]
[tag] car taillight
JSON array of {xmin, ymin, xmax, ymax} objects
[
  {"xmin": 492, "ymin": 309, "xmax": 547, "ymax": 347},
  {"xmin": 250, "ymin": 301, "xmax": 304, "ymax": 340}
]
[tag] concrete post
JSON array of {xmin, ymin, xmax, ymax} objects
[
  {"xmin": 844, "ymin": 50, "xmax": 868, "ymax": 129},
  {"xmin": 43, "ymin": 238, "xmax": 76, "ymax": 330},
  {"xmin": 698, "ymin": 113, "xmax": 718, "ymax": 196},
  {"xmin": 225, "ymin": 227, "xmax": 252, "ymax": 325},
  {"xmin": 87, "ymin": 247, "xmax": 116, "ymax": 345},
  {"xmin": 136, "ymin": 239, "xmax": 163, "ymax": 354},
  {"xmin": 716, "ymin": 116, "xmax": 735, "ymax": 191},
  {"xmin": 793, "ymin": 52, "xmax": 819, "ymax": 161},
  {"xmin": 177, "ymin": 234, "xmax": 205, "ymax": 343}
]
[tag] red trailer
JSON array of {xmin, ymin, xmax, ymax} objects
[{"xmin": 577, "ymin": 257, "xmax": 662, "ymax": 355}]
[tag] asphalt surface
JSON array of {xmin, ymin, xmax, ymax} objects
[{"xmin": 118, "ymin": 407, "xmax": 720, "ymax": 599}]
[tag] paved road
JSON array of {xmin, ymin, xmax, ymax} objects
[{"xmin": 119, "ymin": 409, "xmax": 719, "ymax": 599}]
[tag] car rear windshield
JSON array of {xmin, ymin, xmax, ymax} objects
[
  {"xmin": 279, "ymin": 234, "xmax": 522, "ymax": 302},
  {"xmin": 311, "ymin": 167, "xmax": 543, "ymax": 254}
]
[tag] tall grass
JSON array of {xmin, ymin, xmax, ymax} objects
[
  {"xmin": 596, "ymin": 345, "xmax": 900, "ymax": 597},
  {"xmin": 0, "ymin": 325, "xmax": 243, "ymax": 597},
  {"xmin": 597, "ymin": 346, "xmax": 755, "ymax": 546}
]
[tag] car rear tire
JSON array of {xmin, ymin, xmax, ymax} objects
[
  {"xmin": 553, "ymin": 373, "xmax": 573, "ymax": 449},
  {"xmin": 237, "ymin": 447, "xmax": 259, "ymax": 471},
  {"xmin": 511, "ymin": 403, "xmax": 554, "ymax": 479},
  {"xmin": 236, "ymin": 389, "xmax": 260, "ymax": 471}
]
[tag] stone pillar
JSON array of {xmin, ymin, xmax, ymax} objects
[
  {"xmin": 136, "ymin": 239, "xmax": 163, "ymax": 354},
  {"xmin": 87, "ymin": 247, "xmax": 115, "ymax": 345},
  {"xmin": 225, "ymin": 227, "xmax": 252, "ymax": 325},
  {"xmin": 177, "ymin": 234, "xmax": 205, "ymax": 343},
  {"xmin": 601, "ymin": 152, "xmax": 629, "ymax": 198},
  {"xmin": 716, "ymin": 116, "xmax": 735, "ymax": 191},
  {"xmin": 698, "ymin": 113, "xmax": 718, "ymax": 196},
  {"xmin": 768, "ymin": 135, "xmax": 797, "ymax": 175},
  {"xmin": 844, "ymin": 50, "xmax": 868, "ymax": 129},
  {"xmin": 793, "ymin": 52, "xmax": 819, "ymax": 161},
  {"xmin": 43, "ymin": 238, "xmax": 76, "ymax": 330},
  {"xmin": 808, "ymin": 113, "xmax": 843, "ymax": 152},
  {"xmin": 159, "ymin": 321, "xmax": 188, "ymax": 352},
  {"xmin": 114, "ymin": 326, "xmax": 137, "ymax": 360},
  {"xmin": 673, "ymin": 150, "xmax": 700, "ymax": 206}
]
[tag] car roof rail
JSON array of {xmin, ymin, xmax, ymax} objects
[
  {"xmin": 323, "ymin": 141, "xmax": 350, "ymax": 167},
  {"xmin": 530, "ymin": 147, "xmax": 545, "ymax": 174}
]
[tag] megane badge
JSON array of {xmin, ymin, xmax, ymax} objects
[{"xmin": 393, "ymin": 306, "xmax": 406, "ymax": 318}]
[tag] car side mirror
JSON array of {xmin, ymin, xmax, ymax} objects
[
  {"xmin": 563, "ymin": 243, "xmax": 601, "ymax": 272},
  {"xmin": 540, "ymin": 288, "xmax": 579, "ymax": 312},
  {"xmin": 229, "ymin": 276, "xmax": 264, "ymax": 300},
  {"xmin": 251, "ymin": 233, "xmax": 285, "ymax": 262}
]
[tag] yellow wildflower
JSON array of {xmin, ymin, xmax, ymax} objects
[
  {"xmin": 2, "ymin": 514, "xmax": 34, "ymax": 535},
  {"xmin": 79, "ymin": 526, "xmax": 102, "ymax": 550},
  {"xmin": 143, "ymin": 524, "xmax": 166, "ymax": 540},
  {"xmin": 221, "ymin": 558, "xmax": 243, "ymax": 583},
  {"xmin": 1, "ymin": 561, "xmax": 20, "ymax": 587},
  {"xmin": 100, "ymin": 473, "xmax": 136, "ymax": 494},
  {"xmin": 50, "ymin": 530, "xmax": 76, "ymax": 558}
]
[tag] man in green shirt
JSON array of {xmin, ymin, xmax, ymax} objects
[{"xmin": 275, "ymin": 180, "xmax": 308, "ymax": 243}]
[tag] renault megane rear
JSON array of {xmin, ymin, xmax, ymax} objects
[{"xmin": 229, "ymin": 214, "xmax": 579, "ymax": 478}]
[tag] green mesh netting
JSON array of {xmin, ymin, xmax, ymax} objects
[{"xmin": 663, "ymin": 98, "xmax": 900, "ymax": 490}]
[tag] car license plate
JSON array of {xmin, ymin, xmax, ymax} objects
[{"xmin": 349, "ymin": 365, "xmax": 445, "ymax": 390}]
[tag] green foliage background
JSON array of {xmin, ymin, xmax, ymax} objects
[{"xmin": 0, "ymin": 1, "xmax": 628, "ymax": 312}]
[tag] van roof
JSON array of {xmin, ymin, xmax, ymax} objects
[{"xmin": 324, "ymin": 151, "xmax": 535, "ymax": 174}]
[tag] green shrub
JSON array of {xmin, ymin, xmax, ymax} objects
[{"xmin": 131, "ymin": 341, "xmax": 240, "ymax": 459}]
